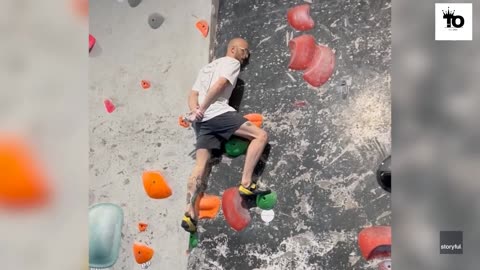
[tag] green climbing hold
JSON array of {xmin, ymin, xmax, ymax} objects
[
  {"xmin": 256, "ymin": 191, "xmax": 277, "ymax": 210},
  {"xmin": 225, "ymin": 136, "xmax": 249, "ymax": 157},
  {"xmin": 189, "ymin": 232, "xmax": 198, "ymax": 250}
]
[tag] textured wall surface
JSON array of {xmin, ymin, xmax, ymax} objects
[
  {"xmin": 89, "ymin": 0, "xmax": 212, "ymax": 269},
  {"xmin": 188, "ymin": 0, "xmax": 391, "ymax": 269}
]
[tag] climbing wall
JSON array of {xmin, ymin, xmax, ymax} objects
[
  {"xmin": 188, "ymin": 0, "xmax": 391, "ymax": 269},
  {"xmin": 89, "ymin": 0, "xmax": 212, "ymax": 269}
]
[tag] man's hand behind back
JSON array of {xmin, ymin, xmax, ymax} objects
[{"xmin": 187, "ymin": 106, "xmax": 204, "ymax": 122}]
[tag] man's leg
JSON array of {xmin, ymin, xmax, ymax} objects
[
  {"xmin": 182, "ymin": 148, "xmax": 210, "ymax": 232},
  {"xmin": 234, "ymin": 121, "xmax": 268, "ymax": 189}
]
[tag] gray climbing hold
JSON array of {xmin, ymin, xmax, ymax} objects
[
  {"xmin": 128, "ymin": 0, "xmax": 142, "ymax": 8},
  {"xmin": 148, "ymin": 13, "xmax": 165, "ymax": 29},
  {"xmin": 336, "ymin": 79, "xmax": 349, "ymax": 100}
]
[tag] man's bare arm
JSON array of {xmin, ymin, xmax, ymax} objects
[
  {"xmin": 188, "ymin": 90, "xmax": 200, "ymax": 111},
  {"xmin": 199, "ymin": 77, "xmax": 230, "ymax": 113}
]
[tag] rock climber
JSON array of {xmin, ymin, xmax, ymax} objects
[{"xmin": 181, "ymin": 37, "xmax": 269, "ymax": 233}]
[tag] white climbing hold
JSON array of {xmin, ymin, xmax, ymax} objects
[{"xmin": 261, "ymin": 209, "xmax": 275, "ymax": 223}]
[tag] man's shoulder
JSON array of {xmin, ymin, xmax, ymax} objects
[{"xmin": 213, "ymin": 56, "xmax": 240, "ymax": 66}]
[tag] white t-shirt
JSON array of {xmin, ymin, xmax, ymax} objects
[{"xmin": 192, "ymin": 56, "xmax": 241, "ymax": 122}]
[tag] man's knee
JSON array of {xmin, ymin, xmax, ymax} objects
[{"xmin": 255, "ymin": 129, "xmax": 268, "ymax": 143}]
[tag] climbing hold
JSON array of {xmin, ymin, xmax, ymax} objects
[
  {"xmin": 222, "ymin": 187, "xmax": 252, "ymax": 232},
  {"xmin": 303, "ymin": 45, "xmax": 335, "ymax": 87},
  {"xmin": 141, "ymin": 80, "xmax": 151, "ymax": 90},
  {"xmin": 256, "ymin": 191, "xmax": 277, "ymax": 210},
  {"xmin": 243, "ymin": 113, "xmax": 263, "ymax": 128},
  {"xmin": 376, "ymin": 155, "xmax": 391, "ymax": 193},
  {"xmin": 195, "ymin": 20, "xmax": 209, "ymax": 37},
  {"xmin": 260, "ymin": 209, "xmax": 275, "ymax": 223},
  {"xmin": 89, "ymin": 203, "xmax": 124, "ymax": 269},
  {"xmin": 128, "ymin": 0, "xmax": 142, "ymax": 8},
  {"xmin": 224, "ymin": 136, "xmax": 249, "ymax": 157},
  {"xmin": 178, "ymin": 116, "xmax": 190, "ymax": 128},
  {"xmin": 0, "ymin": 137, "xmax": 51, "ymax": 210},
  {"xmin": 358, "ymin": 226, "xmax": 391, "ymax": 260},
  {"xmin": 148, "ymin": 13, "xmax": 165, "ymax": 29},
  {"xmin": 133, "ymin": 242, "xmax": 154, "ymax": 268},
  {"xmin": 288, "ymin": 35, "xmax": 316, "ymax": 70},
  {"xmin": 89, "ymin": 34, "xmax": 96, "ymax": 52},
  {"xmin": 336, "ymin": 80, "xmax": 350, "ymax": 100},
  {"xmin": 189, "ymin": 232, "xmax": 198, "ymax": 249},
  {"xmin": 294, "ymin": 100, "xmax": 308, "ymax": 107},
  {"xmin": 377, "ymin": 259, "xmax": 391, "ymax": 270},
  {"xmin": 287, "ymin": 4, "xmax": 315, "ymax": 31},
  {"xmin": 72, "ymin": 0, "xmax": 88, "ymax": 18},
  {"xmin": 138, "ymin": 222, "xmax": 148, "ymax": 232},
  {"xmin": 142, "ymin": 171, "xmax": 172, "ymax": 199},
  {"xmin": 198, "ymin": 194, "xmax": 221, "ymax": 219},
  {"xmin": 104, "ymin": 99, "xmax": 116, "ymax": 113}
]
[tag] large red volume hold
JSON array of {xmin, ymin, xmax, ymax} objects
[
  {"xmin": 287, "ymin": 4, "xmax": 315, "ymax": 31},
  {"xmin": 358, "ymin": 226, "xmax": 392, "ymax": 260},
  {"xmin": 303, "ymin": 45, "xmax": 335, "ymax": 87},
  {"xmin": 288, "ymin": 35, "xmax": 317, "ymax": 70},
  {"xmin": 222, "ymin": 187, "xmax": 251, "ymax": 232}
]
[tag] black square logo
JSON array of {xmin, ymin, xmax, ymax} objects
[{"xmin": 440, "ymin": 231, "xmax": 463, "ymax": 254}]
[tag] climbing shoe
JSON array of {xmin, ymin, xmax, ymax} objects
[
  {"xmin": 181, "ymin": 213, "xmax": 197, "ymax": 233},
  {"xmin": 238, "ymin": 182, "xmax": 271, "ymax": 196}
]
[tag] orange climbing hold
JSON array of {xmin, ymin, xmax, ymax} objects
[
  {"xmin": 244, "ymin": 113, "xmax": 263, "ymax": 128},
  {"xmin": 198, "ymin": 194, "xmax": 221, "ymax": 219},
  {"xmin": 72, "ymin": 0, "xmax": 88, "ymax": 18},
  {"xmin": 195, "ymin": 20, "xmax": 209, "ymax": 37},
  {"xmin": 141, "ymin": 80, "xmax": 151, "ymax": 90},
  {"xmin": 133, "ymin": 242, "xmax": 154, "ymax": 264},
  {"xmin": 138, "ymin": 222, "xmax": 148, "ymax": 232},
  {"xmin": 142, "ymin": 171, "xmax": 172, "ymax": 199},
  {"xmin": 0, "ymin": 137, "xmax": 51, "ymax": 209},
  {"xmin": 178, "ymin": 116, "xmax": 190, "ymax": 128}
]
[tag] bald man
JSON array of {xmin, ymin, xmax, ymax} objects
[{"xmin": 181, "ymin": 38, "xmax": 269, "ymax": 233}]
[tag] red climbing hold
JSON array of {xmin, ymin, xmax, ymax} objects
[
  {"xmin": 89, "ymin": 34, "xmax": 96, "ymax": 52},
  {"xmin": 104, "ymin": 99, "xmax": 116, "ymax": 113},
  {"xmin": 222, "ymin": 187, "xmax": 251, "ymax": 232},
  {"xmin": 288, "ymin": 35, "xmax": 317, "ymax": 70},
  {"xmin": 138, "ymin": 222, "xmax": 148, "ymax": 232},
  {"xmin": 178, "ymin": 116, "xmax": 190, "ymax": 128},
  {"xmin": 358, "ymin": 226, "xmax": 391, "ymax": 260},
  {"xmin": 141, "ymin": 80, "xmax": 151, "ymax": 90},
  {"xmin": 287, "ymin": 4, "xmax": 315, "ymax": 31},
  {"xmin": 195, "ymin": 20, "xmax": 209, "ymax": 38},
  {"xmin": 303, "ymin": 45, "xmax": 335, "ymax": 87},
  {"xmin": 294, "ymin": 100, "xmax": 308, "ymax": 107}
]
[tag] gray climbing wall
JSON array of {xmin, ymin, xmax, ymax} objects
[
  {"xmin": 188, "ymin": 0, "xmax": 391, "ymax": 269},
  {"xmin": 89, "ymin": 0, "xmax": 212, "ymax": 269}
]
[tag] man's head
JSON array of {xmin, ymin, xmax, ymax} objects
[{"xmin": 226, "ymin": 38, "xmax": 249, "ymax": 64}]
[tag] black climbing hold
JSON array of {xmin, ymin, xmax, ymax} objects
[
  {"xmin": 148, "ymin": 13, "xmax": 165, "ymax": 29},
  {"xmin": 376, "ymin": 155, "xmax": 391, "ymax": 193},
  {"xmin": 128, "ymin": 0, "xmax": 142, "ymax": 8}
]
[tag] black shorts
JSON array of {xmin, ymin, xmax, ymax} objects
[{"xmin": 193, "ymin": 111, "xmax": 247, "ymax": 150}]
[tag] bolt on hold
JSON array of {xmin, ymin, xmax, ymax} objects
[{"xmin": 336, "ymin": 80, "xmax": 349, "ymax": 100}]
